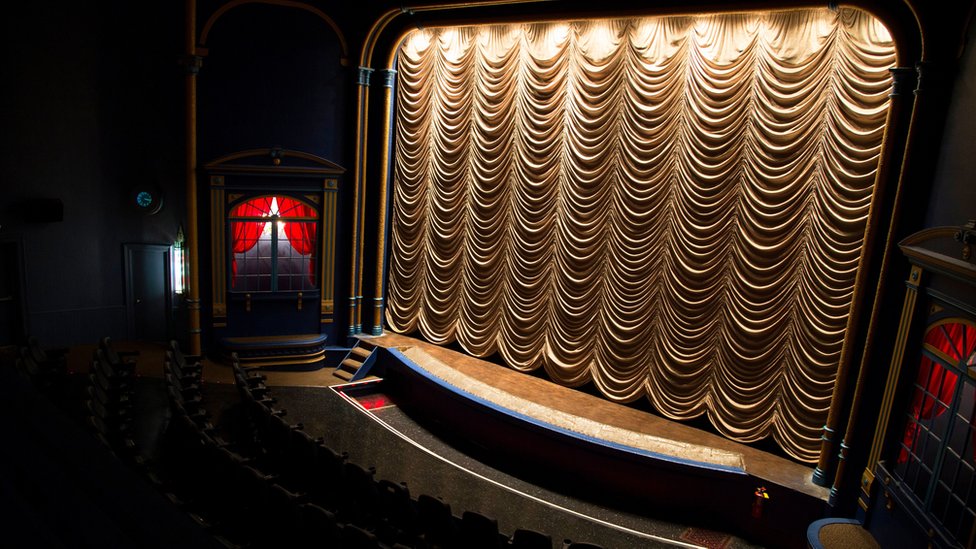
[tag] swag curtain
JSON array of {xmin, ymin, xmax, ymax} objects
[
  {"xmin": 230, "ymin": 196, "xmax": 274, "ymax": 284},
  {"xmin": 277, "ymin": 197, "xmax": 318, "ymax": 284},
  {"xmin": 229, "ymin": 196, "xmax": 318, "ymax": 286},
  {"xmin": 386, "ymin": 8, "xmax": 896, "ymax": 462}
]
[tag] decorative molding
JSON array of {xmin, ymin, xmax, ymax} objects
[
  {"xmin": 954, "ymin": 219, "xmax": 975, "ymax": 261},
  {"xmin": 321, "ymin": 182, "xmax": 338, "ymax": 327},
  {"xmin": 181, "ymin": 54, "xmax": 204, "ymax": 74},
  {"xmin": 211, "ymin": 186, "xmax": 227, "ymax": 325},
  {"xmin": 204, "ymin": 147, "xmax": 346, "ymax": 174},
  {"xmin": 866, "ymin": 264, "xmax": 924, "ymax": 472},
  {"xmin": 379, "ymin": 68, "xmax": 397, "ymax": 88},
  {"xmin": 889, "ymin": 67, "xmax": 916, "ymax": 97},
  {"xmin": 900, "ymin": 226, "xmax": 976, "ymax": 283},
  {"xmin": 357, "ymin": 66, "xmax": 375, "ymax": 87}
]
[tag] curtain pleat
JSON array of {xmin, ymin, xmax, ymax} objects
[{"xmin": 387, "ymin": 8, "xmax": 895, "ymax": 462}]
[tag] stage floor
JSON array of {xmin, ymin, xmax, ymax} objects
[{"xmin": 362, "ymin": 333, "xmax": 828, "ymax": 502}]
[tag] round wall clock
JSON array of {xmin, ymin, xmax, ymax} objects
[{"xmin": 132, "ymin": 187, "xmax": 164, "ymax": 215}]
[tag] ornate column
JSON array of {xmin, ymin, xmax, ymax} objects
[
  {"xmin": 812, "ymin": 66, "xmax": 918, "ymax": 487},
  {"xmin": 828, "ymin": 61, "xmax": 938, "ymax": 506},
  {"xmin": 372, "ymin": 68, "xmax": 397, "ymax": 336},
  {"xmin": 856, "ymin": 264, "xmax": 925, "ymax": 510},
  {"xmin": 350, "ymin": 66, "xmax": 374, "ymax": 336},
  {"xmin": 184, "ymin": 0, "xmax": 203, "ymax": 355}
]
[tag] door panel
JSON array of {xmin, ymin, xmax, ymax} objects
[
  {"xmin": 125, "ymin": 244, "xmax": 171, "ymax": 342},
  {"xmin": 0, "ymin": 241, "xmax": 25, "ymax": 346}
]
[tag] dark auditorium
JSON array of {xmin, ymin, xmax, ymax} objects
[{"xmin": 2, "ymin": 1, "xmax": 976, "ymax": 548}]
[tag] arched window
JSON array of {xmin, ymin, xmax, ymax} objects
[
  {"xmin": 228, "ymin": 195, "xmax": 318, "ymax": 293},
  {"xmin": 894, "ymin": 317, "xmax": 976, "ymax": 543}
]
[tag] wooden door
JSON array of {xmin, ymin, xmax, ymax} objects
[{"xmin": 124, "ymin": 244, "xmax": 172, "ymax": 342}]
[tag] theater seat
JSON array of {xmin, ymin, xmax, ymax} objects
[
  {"xmin": 806, "ymin": 518, "xmax": 879, "ymax": 549},
  {"xmin": 417, "ymin": 494, "xmax": 457, "ymax": 548},
  {"xmin": 460, "ymin": 510, "xmax": 502, "ymax": 549},
  {"xmin": 510, "ymin": 527, "xmax": 553, "ymax": 549}
]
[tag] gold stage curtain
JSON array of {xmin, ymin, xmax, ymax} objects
[{"xmin": 386, "ymin": 8, "xmax": 895, "ymax": 462}]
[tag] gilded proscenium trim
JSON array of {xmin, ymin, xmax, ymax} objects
[
  {"xmin": 859, "ymin": 468, "xmax": 875, "ymax": 511},
  {"xmin": 198, "ymin": 0, "xmax": 350, "ymax": 66},
  {"xmin": 350, "ymin": 66, "xmax": 373, "ymax": 335},
  {"xmin": 373, "ymin": 69, "xmax": 398, "ymax": 336},
  {"xmin": 813, "ymin": 65, "xmax": 917, "ymax": 487},
  {"xmin": 321, "ymin": 179, "xmax": 338, "ymax": 326},
  {"xmin": 211, "ymin": 178, "xmax": 227, "ymax": 322},
  {"xmin": 864, "ymin": 265, "xmax": 924, "ymax": 485},
  {"xmin": 185, "ymin": 0, "xmax": 203, "ymax": 354}
]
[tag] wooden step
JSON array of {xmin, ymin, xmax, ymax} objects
[
  {"xmin": 333, "ymin": 341, "xmax": 380, "ymax": 382},
  {"xmin": 350, "ymin": 346, "xmax": 372, "ymax": 360},
  {"xmin": 333, "ymin": 368, "xmax": 355, "ymax": 381}
]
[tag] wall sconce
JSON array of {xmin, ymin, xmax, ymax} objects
[{"xmin": 173, "ymin": 225, "xmax": 187, "ymax": 295}]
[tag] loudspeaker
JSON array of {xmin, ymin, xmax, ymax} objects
[{"xmin": 23, "ymin": 198, "xmax": 63, "ymax": 223}]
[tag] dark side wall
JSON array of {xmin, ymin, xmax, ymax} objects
[
  {"xmin": 0, "ymin": 1, "xmax": 376, "ymax": 348},
  {"xmin": 1, "ymin": 1, "xmax": 185, "ymax": 346},
  {"xmin": 927, "ymin": 18, "xmax": 976, "ymax": 228},
  {"xmin": 197, "ymin": 5, "xmax": 350, "ymax": 164}
]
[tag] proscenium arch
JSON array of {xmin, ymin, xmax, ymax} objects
[
  {"xmin": 198, "ymin": 0, "xmax": 350, "ymax": 66},
  {"xmin": 349, "ymin": 0, "xmax": 938, "ymax": 504}
]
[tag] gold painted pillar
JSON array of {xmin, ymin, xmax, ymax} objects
[
  {"xmin": 321, "ymin": 178, "xmax": 339, "ymax": 326},
  {"xmin": 372, "ymin": 68, "xmax": 397, "ymax": 336},
  {"xmin": 210, "ymin": 176, "xmax": 226, "ymax": 329},
  {"xmin": 812, "ymin": 66, "xmax": 918, "ymax": 486},
  {"xmin": 184, "ymin": 0, "xmax": 202, "ymax": 355},
  {"xmin": 350, "ymin": 66, "xmax": 374, "ymax": 336},
  {"xmin": 857, "ymin": 264, "xmax": 925, "ymax": 511}
]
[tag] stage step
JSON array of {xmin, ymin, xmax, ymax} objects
[{"xmin": 333, "ymin": 340, "xmax": 378, "ymax": 382}]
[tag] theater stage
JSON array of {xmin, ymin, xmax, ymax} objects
[
  {"xmin": 362, "ymin": 333, "xmax": 825, "ymax": 497},
  {"xmin": 348, "ymin": 333, "xmax": 829, "ymax": 547}
]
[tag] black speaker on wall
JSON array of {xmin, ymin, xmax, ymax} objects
[{"xmin": 23, "ymin": 198, "xmax": 64, "ymax": 223}]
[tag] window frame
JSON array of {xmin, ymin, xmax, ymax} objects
[
  {"xmin": 891, "ymin": 313, "xmax": 976, "ymax": 546},
  {"xmin": 226, "ymin": 193, "xmax": 320, "ymax": 294}
]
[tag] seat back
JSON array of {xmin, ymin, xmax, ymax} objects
[
  {"xmin": 510, "ymin": 528, "xmax": 553, "ymax": 549},
  {"xmin": 417, "ymin": 493, "xmax": 456, "ymax": 548},
  {"xmin": 460, "ymin": 510, "xmax": 501, "ymax": 549}
]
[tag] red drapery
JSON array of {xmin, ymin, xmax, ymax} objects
[
  {"xmin": 277, "ymin": 197, "xmax": 318, "ymax": 285},
  {"xmin": 899, "ymin": 322, "xmax": 976, "ymax": 463},
  {"xmin": 230, "ymin": 196, "xmax": 273, "ymax": 286}
]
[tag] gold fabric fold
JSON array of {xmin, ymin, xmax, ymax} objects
[{"xmin": 387, "ymin": 8, "xmax": 895, "ymax": 462}]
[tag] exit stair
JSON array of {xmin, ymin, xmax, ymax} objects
[{"xmin": 333, "ymin": 340, "xmax": 378, "ymax": 382}]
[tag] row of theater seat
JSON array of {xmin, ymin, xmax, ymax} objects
[
  {"xmin": 86, "ymin": 337, "xmax": 141, "ymax": 464},
  {"xmin": 14, "ymin": 337, "xmax": 606, "ymax": 548},
  {"xmin": 14, "ymin": 336, "xmax": 68, "ymax": 396},
  {"xmin": 227, "ymin": 352, "xmax": 605, "ymax": 549}
]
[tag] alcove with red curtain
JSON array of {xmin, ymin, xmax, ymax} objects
[
  {"xmin": 863, "ymin": 226, "xmax": 976, "ymax": 549},
  {"xmin": 204, "ymin": 148, "xmax": 344, "ymax": 367}
]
